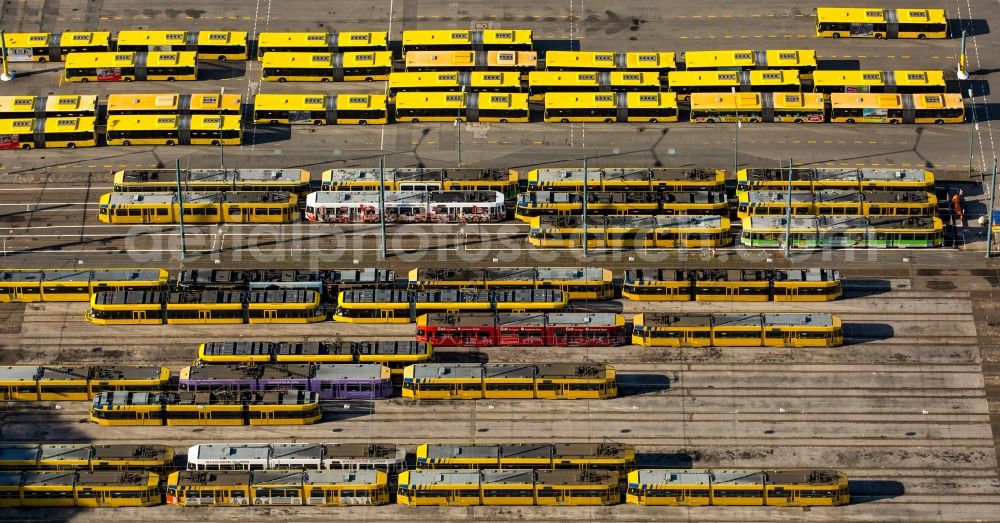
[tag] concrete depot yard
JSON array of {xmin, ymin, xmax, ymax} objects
[{"xmin": 1, "ymin": 0, "xmax": 1000, "ymax": 521}]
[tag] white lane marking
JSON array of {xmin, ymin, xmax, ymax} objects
[
  {"xmin": 244, "ymin": 0, "xmax": 263, "ymax": 150},
  {"xmin": 380, "ymin": 0, "xmax": 395, "ymax": 154},
  {"xmin": 958, "ymin": 0, "xmax": 995, "ymax": 168}
]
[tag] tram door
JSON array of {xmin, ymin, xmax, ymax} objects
[
  {"xmin": 198, "ymin": 310, "xmax": 213, "ymax": 323},
  {"xmin": 131, "ymin": 310, "xmax": 147, "ymax": 322}
]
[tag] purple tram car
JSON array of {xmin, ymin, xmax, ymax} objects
[{"xmin": 178, "ymin": 363, "xmax": 394, "ymax": 400}]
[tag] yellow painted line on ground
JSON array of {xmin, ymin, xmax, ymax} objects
[
  {"xmin": 701, "ymin": 141, "xmax": 711, "ymax": 145},
  {"xmin": 842, "ymin": 55, "xmax": 852, "ymax": 59},
  {"xmin": 902, "ymin": 55, "xmax": 910, "ymax": 59},
  {"xmin": 853, "ymin": 140, "xmax": 864, "ymax": 144},
  {"xmin": 213, "ymin": 16, "xmax": 224, "ymax": 19},
  {"xmin": 57, "ymin": 165, "xmax": 66, "ymax": 169},
  {"xmin": 692, "ymin": 15, "xmax": 702, "ymax": 19},
  {"xmin": 947, "ymin": 164, "xmax": 958, "ymax": 168},
  {"xmin": 103, "ymin": 164, "xmax": 113, "ymax": 168},
  {"xmin": 739, "ymin": 35, "xmax": 748, "ymax": 38},
  {"xmin": 754, "ymin": 35, "xmax": 764, "ymax": 38},
  {"xmin": 931, "ymin": 55, "xmax": 940, "ymax": 59},
  {"xmin": 113, "ymin": 16, "xmax": 122, "ymax": 20},
  {"xmin": 837, "ymin": 140, "xmax": 847, "ymax": 144},
  {"xmin": 857, "ymin": 55, "xmax": 866, "ymax": 59},
  {"xmin": 707, "ymin": 15, "xmax": 716, "ymax": 18},
  {"xmin": 902, "ymin": 163, "xmax": 912, "ymax": 167},
  {"xmin": 87, "ymin": 165, "xmax": 96, "ymax": 168},
  {"xmin": 100, "ymin": 16, "xmax": 109, "ymax": 20},
  {"xmin": 724, "ymin": 35, "xmax": 733, "ymax": 39},
  {"xmin": 823, "ymin": 140, "xmax": 832, "ymax": 144},
  {"xmin": 887, "ymin": 55, "xmax": 896, "ymax": 59},
  {"xmin": 868, "ymin": 141, "xmax": 878, "ymax": 144},
  {"xmin": 680, "ymin": 36, "xmax": 688, "ymax": 39},
  {"xmin": 533, "ymin": 141, "xmax": 543, "ymax": 144},
  {"xmin": 242, "ymin": 16, "xmax": 251, "ymax": 20},
  {"xmin": 871, "ymin": 163, "xmax": 880, "ymax": 166},
  {"xmin": 777, "ymin": 140, "xmax": 787, "ymax": 144},
  {"xmin": 752, "ymin": 14, "xmax": 762, "ymax": 17}
]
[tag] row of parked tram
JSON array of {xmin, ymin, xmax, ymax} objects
[{"xmin": 0, "ymin": 440, "xmax": 849, "ymax": 508}]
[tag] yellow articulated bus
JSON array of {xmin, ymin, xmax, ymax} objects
[
  {"xmin": 401, "ymin": 29, "xmax": 534, "ymax": 52},
  {"xmin": 0, "ymin": 95, "xmax": 98, "ymax": 119},
  {"xmin": 106, "ymin": 114, "xmax": 241, "ymax": 146},
  {"xmin": 402, "ymin": 363, "xmax": 617, "ymax": 400},
  {"xmin": 388, "ymin": 71, "xmax": 522, "ymax": 98},
  {"xmin": 689, "ymin": 92, "xmax": 826, "ymax": 123},
  {"xmin": 543, "ymin": 92, "xmax": 678, "ymax": 123},
  {"xmin": 815, "ymin": 7, "xmax": 947, "ymax": 39},
  {"xmin": 256, "ymin": 31, "xmax": 389, "ymax": 57},
  {"xmin": 667, "ymin": 70, "xmax": 800, "ymax": 101},
  {"xmin": 404, "ymin": 50, "xmax": 538, "ymax": 73},
  {"xmin": 398, "ymin": 469, "xmax": 619, "ymax": 506},
  {"xmin": 106, "ymin": 93, "xmax": 242, "ymax": 116},
  {"xmin": 0, "ymin": 117, "xmax": 97, "ymax": 149},
  {"xmin": 627, "ymin": 469, "xmax": 850, "ymax": 506},
  {"xmin": 252, "ymin": 93, "xmax": 388, "ymax": 125},
  {"xmin": 544, "ymin": 51, "xmax": 676, "ymax": 74},
  {"xmin": 63, "ymin": 51, "xmax": 198, "ymax": 82},
  {"xmin": 260, "ymin": 51, "xmax": 392, "ymax": 81},
  {"xmin": 114, "ymin": 30, "xmax": 249, "ymax": 60},
  {"xmin": 394, "ymin": 92, "xmax": 529, "ymax": 123},
  {"xmin": 98, "ymin": 191, "xmax": 298, "ymax": 224},
  {"xmin": 829, "ymin": 93, "xmax": 964, "ymax": 124},
  {"xmin": 528, "ymin": 71, "xmax": 661, "ymax": 101},
  {"xmin": 0, "ymin": 471, "xmax": 162, "ymax": 508},
  {"xmin": 682, "ymin": 49, "xmax": 817, "ymax": 76},
  {"xmin": 631, "ymin": 312, "xmax": 843, "ymax": 348},
  {"xmin": 0, "ymin": 31, "xmax": 111, "ymax": 62},
  {"xmin": 812, "ymin": 70, "xmax": 946, "ymax": 94}
]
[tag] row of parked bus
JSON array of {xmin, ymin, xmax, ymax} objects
[{"xmin": 0, "ymin": 6, "xmax": 949, "ymax": 64}]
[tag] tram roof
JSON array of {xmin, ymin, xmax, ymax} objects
[
  {"xmin": 537, "ymin": 215, "xmax": 725, "ymax": 228},
  {"xmin": 532, "ymin": 167, "xmax": 721, "ymax": 183},
  {"xmin": 422, "ymin": 442, "xmax": 629, "ymax": 460},
  {"xmin": 308, "ymin": 190, "xmax": 503, "ymax": 205},
  {"xmin": 323, "ymin": 167, "xmax": 512, "ymax": 183},
  {"xmin": 409, "ymin": 363, "xmax": 610, "ymax": 380},
  {"xmin": 414, "ymin": 267, "xmax": 608, "ymax": 282},
  {"xmin": 518, "ymin": 191, "xmax": 724, "ymax": 204},
  {"xmin": 342, "ymin": 289, "xmax": 564, "ymax": 304},
  {"xmin": 120, "ymin": 168, "xmax": 307, "ymax": 184}
]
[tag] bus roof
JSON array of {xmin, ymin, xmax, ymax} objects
[
  {"xmin": 107, "ymin": 93, "xmax": 241, "ymax": 113},
  {"xmin": 58, "ymin": 31, "xmax": 111, "ymax": 47},
  {"xmin": 64, "ymin": 51, "xmax": 196, "ymax": 68},
  {"xmin": 106, "ymin": 114, "xmax": 241, "ymax": 131},
  {"xmin": 529, "ymin": 70, "xmax": 660, "ymax": 87},
  {"xmin": 668, "ymin": 69, "xmax": 800, "ymax": 87},
  {"xmin": 2, "ymin": 32, "xmax": 49, "ymax": 47},
  {"xmin": 0, "ymin": 95, "xmax": 98, "ymax": 114},
  {"xmin": 0, "ymin": 117, "xmax": 96, "ymax": 134},
  {"xmin": 683, "ymin": 49, "xmax": 817, "ymax": 69},
  {"xmin": 815, "ymin": 7, "xmax": 946, "ymax": 24},
  {"xmin": 690, "ymin": 91, "xmax": 824, "ymax": 110},
  {"xmin": 402, "ymin": 29, "xmax": 533, "ymax": 47},
  {"xmin": 197, "ymin": 31, "xmax": 248, "ymax": 46},
  {"xmin": 829, "ymin": 92, "xmax": 962, "ymax": 109},
  {"xmin": 116, "ymin": 30, "xmax": 191, "ymax": 46},
  {"xmin": 258, "ymin": 31, "xmax": 388, "ymax": 48},
  {"xmin": 813, "ymin": 69, "xmax": 946, "ymax": 87}
]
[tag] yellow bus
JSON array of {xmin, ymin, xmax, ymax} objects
[
  {"xmin": 667, "ymin": 70, "xmax": 800, "ymax": 100},
  {"xmin": 544, "ymin": 51, "xmax": 676, "ymax": 74},
  {"xmin": 683, "ymin": 49, "xmax": 817, "ymax": 75},
  {"xmin": 0, "ymin": 32, "xmax": 111, "ymax": 62},
  {"xmin": 543, "ymin": 92, "xmax": 678, "ymax": 123},
  {"xmin": 0, "ymin": 117, "xmax": 98, "ymax": 149},
  {"xmin": 387, "ymin": 71, "xmax": 521, "ymax": 97},
  {"xmin": 253, "ymin": 93, "xmax": 388, "ymax": 125},
  {"xmin": 106, "ymin": 93, "xmax": 242, "ymax": 116},
  {"xmin": 395, "ymin": 92, "xmax": 529, "ymax": 123},
  {"xmin": 401, "ymin": 29, "xmax": 533, "ymax": 52},
  {"xmin": 260, "ymin": 51, "xmax": 392, "ymax": 81},
  {"xmin": 816, "ymin": 7, "xmax": 948, "ymax": 39},
  {"xmin": 63, "ymin": 51, "xmax": 198, "ymax": 82},
  {"xmin": 106, "ymin": 114, "xmax": 242, "ymax": 146},
  {"xmin": 256, "ymin": 31, "xmax": 388, "ymax": 57},
  {"xmin": 829, "ymin": 93, "xmax": 964, "ymax": 124},
  {"xmin": 812, "ymin": 70, "xmax": 946, "ymax": 94},
  {"xmin": 115, "ymin": 30, "xmax": 249, "ymax": 60},
  {"xmin": 404, "ymin": 50, "xmax": 538, "ymax": 72},
  {"xmin": 689, "ymin": 92, "xmax": 826, "ymax": 123},
  {"xmin": 0, "ymin": 95, "xmax": 98, "ymax": 119},
  {"xmin": 528, "ymin": 71, "xmax": 660, "ymax": 101}
]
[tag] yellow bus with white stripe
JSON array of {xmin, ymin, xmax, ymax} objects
[{"xmin": 815, "ymin": 7, "xmax": 947, "ymax": 39}]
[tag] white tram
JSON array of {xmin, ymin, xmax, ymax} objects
[{"xmin": 304, "ymin": 190, "xmax": 506, "ymax": 223}]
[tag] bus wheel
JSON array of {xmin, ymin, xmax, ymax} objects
[
  {"xmin": 321, "ymin": 78, "xmax": 330, "ymax": 82},
  {"xmin": 270, "ymin": 120, "xmax": 278, "ymax": 125},
  {"xmin": 499, "ymin": 119, "xmax": 508, "ymax": 123},
  {"xmin": 67, "ymin": 143, "xmax": 76, "ymax": 149},
  {"xmin": 166, "ymin": 140, "xmax": 175, "ymax": 146},
  {"xmin": 794, "ymin": 118, "xmax": 803, "ymax": 123},
  {"xmin": 889, "ymin": 119, "xmax": 899, "ymax": 124},
  {"xmin": 365, "ymin": 77, "xmax": 374, "ymax": 82},
  {"xmin": 846, "ymin": 118, "xmax": 855, "ymax": 124},
  {"xmin": 917, "ymin": 34, "xmax": 926, "ymax": 40},
  {"xmin": 359, "ymin": 120, "xmax": 367, "ymax": 125},
  {"xmin": 649, "ymin": 118, "xmax": 658, "ymax": 123},
  {"xmin": 211, "ymin": 140, "xmax": 220, "ymax": 146},
  {"xmin": 20, "ymin": 143, "xmax": 30, "ymax": 149},
  {"xmin": 124, "ymin": 77, "xmax": 132, "ymax": 82},
  {"xmin": 80, "ymin": 78, "xmax": 89, "ymax": 83},
  {"xmin": 603, "ymin": 118, "xmax": 613, "ymax": 123},
  {"xmin": 875, "ymin": 33, "xmax": 883, "ymax": 39},
  {"xmin": 561, "ymin": 118, "xmax": 569, "ymax": 123},
  {"xmin": 313, "ymin": 120, "xmax": 324, "ymax": 125},
  {"xmin": 123, "ymin": 140, "xmax": 131, "ymax": 146},
  {"xmin": 39, "ymin": 57, "xmax": 46, "ymax": 63},
  {"xmin": 278, "ymin": 78, "xmax": 286, "ymax": 83},
  {"xmin": 832, "ymin": 33, "xmax": 840, "ymax": 38},
  {"xmin": 934, "ymin": 119, "xmax": 944, "ymax": 124},
  {"xmin": 706, "ymin": 118, "xmax": 716, "ymax": 123},
  {"xmin": 218, "ymin": 56, "xmax": 227, "ymax": 61},
  {"xmin": 749, "ymin": 118, "xmax": 759, "ymax": 123},
  {"xmin": 411, "ymin": 118, "xmax": 420, "ymax": 123}
]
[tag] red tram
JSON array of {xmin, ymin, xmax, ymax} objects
[{"xmin": 416, "ymin": 312, "xmax": 628, "ymax": 347}]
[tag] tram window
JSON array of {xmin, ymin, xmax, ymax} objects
[
  {"xmin": 650, "ymin": 330, "xmax": 681, "ymax": 338},
  {"xmin": 646, "ymin": 488, "xmax": 682, "ymax": 497},
  {"xmin": 687, "ymin": 331, "xmax": 710, "ymax": 338},
  {"xmin": 228, "ymin": 207, "xmax": 242, "ymax": 215},
  {"xmin": 110, "ymin": 490, "xmax": 142, "ymax": 498},
  {"xmin": 156, "ymin": 208, "xmax": 169, "ymax": 215},
  {"xmin": 537, "ymin": 382, "xmax": 560, "ymax": 391},
  {"xmin": 485, "ymin": 488, "xmax": 533, "ymax": 497},
  {"xmin": 485, "ymin": 382, "xmax": 532, "ymax": 391},
  {"xmin": 714, "ymin": 330, "xmax": 760, "ymax": 338},
  {"xmin": 459, "ymin": 383, "xmax": 482, "ymax": 391},
  {"xmin": 129, "ymin": 209, "xmax": 142, "ymax": 216}
]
